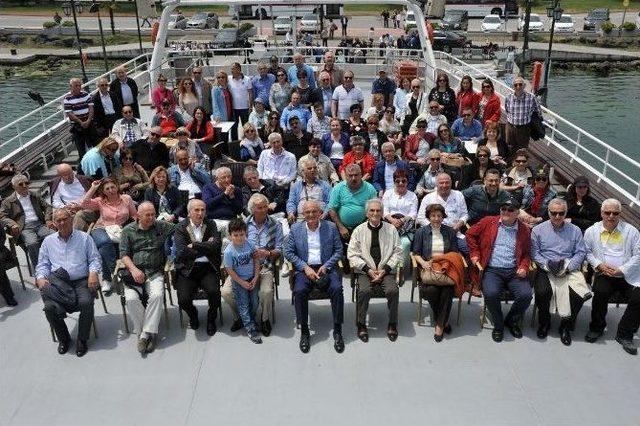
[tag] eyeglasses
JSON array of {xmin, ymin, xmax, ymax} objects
[
  {"xmin": 150, "ymin": 132, "xmax": 161, "ymax": 137},
  {"xmin": 99, "ymin": 84, "xmax": 108, "ymax": 87},
  {"xmin": 385, "ymin": 110, "xmax": 393, "ymax": 113},
  {"xmin": 476, "ymin": 154, "xmax": 488, "ymax": 158},
  {"xmin": 603, "ymin": 211, "xmax": 620, "ymax": 216},
  {"xmin": 277, "ymin": 73, "xmax": 285, "ymax": 77},
  {"xmin": 344, "ymin": 76, "xmax": 353, "ymax": 80},
  {"xmin": 269, "ymin": 116, "xmax": 278, "ymax": 120},
  {"xmin": 394, "ymin": 179, "xmax": 407, "ymax": 183},
  {"xmin": 549, "ymin": 211, "xmax": 566, "ymax": 217},
  {"xmin": 430, "ymin": 105, "xmax": 439, "ymax": 109},
  {"xmin": 216, "ymin": 76, "xmax": 225, "ymax": 79},
  {"xmin": 17, "ymin": 182, "xmax": 29, "ymax": 187},
  {"xmin": 192, "ymin": 71, "xmax": 201, "ymax": 74},
  {"xmin": 514, "ymin": 83, "xmax": 524, "ymax": 87},
  {"xmin": 430, "ymin": 157, "xmax": 441, "ymax": 162},
  {"xmin": 124, "ymin": 156, "xmax": 133, "ymax": 161},
  {"xmin": 501, "ymin": 207, "xmax": 517, "ymax": 212},
  {"xmin": 515, "ymin": 159, "xmax": 527, "ymax": 164}
]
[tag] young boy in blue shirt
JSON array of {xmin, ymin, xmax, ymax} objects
[{"xmin": 223, "ymin": 218, "xmax": 263, "ymax": 344}]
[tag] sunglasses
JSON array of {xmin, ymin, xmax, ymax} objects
[
  {"xmin": 430, "ymin": 106, "xmax": 439, "ymax": 109},
  {"xmin": 439, "ymin": 129, "xmax": 450, "ymax": 133},
  {"xmin": 514, "ymin": 83, "xmax": 524, "ymax": 87},
  {"xmin": 124, "ymin": 156, "xmax": 134, "ymax": 161},
  {"xmin": 99, "ymin": 84, "xmax": 108, "ymax": 87},
  {"xmin": 438, "ymin": 79, "xmax": 447, "ymax": 83},
  {"xmin": 245, "ymin": 129, "xmax": 256, "ymax": 133},
  {"xmin": 416, "ymin": 125, "xmax": 426, "ymax": 129},
  {"xmin": 277, "ymin": 73, "xmax": 285, "ymax": 77},
  {"xmin": 17, "ymin": 182, "xmax": 29, "ymax": 187},
  {"xmin": 123, "ymin": 111, "xmax": 133, "ymax": 114},
  {"xmin": 501, "ymin": 207, "xmax": 517, "ymax": 212},
  {"xmin": 192, "ymin": 71, "xmax": 201, "ymax": 74},
  {"xmin": 394, "ymin": 179, "xmax": 407, "ymax": 183},
  {"xmin": 482, "ymin": 85, "xmax": 491, "ymax": 89},
  {"xmin": 269, "ymin": 116, "xmax": 278, "ymax": 120},
  {"xmin": 476, "ymin": 154, "xmax": 488, "ymax": 158},
  {"xmin": 368, "ymin": 122, "xmax": 378, "ymax": 125},
  {"xmin": 515, "ymin": 159, "xmax": 527, "ymax": 164},
  {"xmin": 549, "ymin": 211, "xmax": 566, "ymax": 217},
  {"xmin": 385, "ymin": 110, "xmax": 394, "ymax": 113},
  {"xmin": 603, "ymin": 211, "xmax": 620, "ymax": 216},
  {"xmin": 535, "ymin": 177, "xmax": 548, "ymax": 181},
  {"xmin": 344, "ymin": 76, "xmax": 353, "ymax": 80},
  {"xmin": 184, "ymin": 82, "xmax": 193, "ymax": 85},
  {"xmin": 158, "ymin": 79, "xmax": 167, "ymax": 83}
]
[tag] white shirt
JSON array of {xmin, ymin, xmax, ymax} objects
[
  {"xmin": 330, "ymin": 140, "xmax": 344, "ymax": 160},
  {"xmin": 178, "ymin": 170, "xmax": 201, "ymax": 198},
  {"xmin": 384, "ymin": 162, "xmax": 397, "ymax": 191},
  {"xmin": 119, "ymin": 80, "xmax": 134, "ymax": 105},
  {"xmin": 382, "ymin": 189, "xmax": 418, "ymax": 219},
  {"xmin": 100, "ymin": 91, "xmax": 115, "ymax": 115},
  {"xmin": 190, "ymin": 220, "xmax": 208, "ymax": 263},
  {"xmin": 332, "ymin": 84, "xmax": 364, "ymax": 119},
  {"xmin": 307, "ymin": 224, "xmax": 322, "ymax": 265},
  {"xmin": 17, "ymin": 193, "xmax": 39, "ymax": 223},
  {"xmin": 417, "ymin": 190, "xmax": 469, "ymax": 229},
  {"xmin": 228, "ymin": 75, "xmax": 252, "ymax": 110},
  {"xmin": 52, "ymin": 177, "xmax": 86, "ymax": 208}
]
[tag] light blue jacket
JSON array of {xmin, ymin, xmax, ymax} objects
[{"xmin": 211, "ymin": 86, "xmax": 231, "ymax": 122}]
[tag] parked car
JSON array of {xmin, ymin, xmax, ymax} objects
[
  {"xmin": 481, "ymin": 14, "xmax": 504, "ymax": 32},
  {"xmin": 583, "ymin": 8, "xmax": 609, "ymax": 31},
  {"xmin": 431, "ymin": 30, "xmax": 469, "ymax": 53},
  {"xmin": 555, "ymin": 14, "xmax": 575, "ymax": 33},
  {"xmin": 299, "ymin": 14, "xmax": 321, "ymax": 33},
  {"xmin": 441, "ymin": 9, "xmax": 469, "ymax": 31},
  {"xmin": 274, "ymin": 16, "xmax": 294, "ymax": 35},
  {"xmin": 186, "ymin": 12, "xmax": 219, "ymax": 30},
  {"xmin": 168, "ymin": 14, "xmax": 187, "ymax": 30},
  {"xmin": 212, "ymin": 28, "xmax": 249, "ymax": 50},
  {"xmin": 518, "ymin": 13, "xmax": 544, "ymax": 32},
  {"xmin": 405, "ymin": 11, "xmax": 417, "ymax": 30}
]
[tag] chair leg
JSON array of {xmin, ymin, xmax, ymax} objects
[
  {"xmin": 165, "ymin": 275, "xmax": 174, "ymax": 306},
  {"xmin": 218, "ymin": 303, "xmax": 224, "ymax": 326},
  {"xmin": 467, "ymin": 291, "xmax": 472, "ymax": 305},
  {"xmin": 416, "ymin": 296, "xmax": 422, "ymax": 325},
  {"xmin": 410, "ymin": 281, "xmax": 415, "ymax": 303},
  {"xmin": 98, "ymin": 288, "xmax": 108, "ymax": 314},
  {"xmin": 16, "ymin": 265, "xmax": 26, "ymax": 291},
  {"xmin": 121, "ymin": 295, "xmax": 130, "ymax": 334},
  {"xmin": 275, "ymin": 280, "xmax": 279, "ymax": 300},
  {"xmin": 480, "ymin": 304, "xmax": 487, "ymax": 329},
  {"xmin": 457, "ymin": 296, "xmax": 462, "ymax": 326},
  {"xmin": 49, "ymin": 324, "xmax": 57, "ymax": 342},
  {"xmin": 163, "ymin": 294, "xmax": 170, "ymax": 330},
  {"xmin": 272, "ymin": 296, "xmax": 276, "ymax": 325}
]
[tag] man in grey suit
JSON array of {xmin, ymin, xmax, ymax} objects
[
  {"xmin": 284, "ymin": 200, "xmax": 344, "ymax": 354},
  {"xmin": 191, "ymin": 67, "xmax": 212, "ymax": 115}
]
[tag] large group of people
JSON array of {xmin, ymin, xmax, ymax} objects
[{"xmin": 1, "ymin": 55, "xmax": 638, "ymax": 359}]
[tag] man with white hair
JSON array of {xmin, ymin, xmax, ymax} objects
[
  {"xmin": 287, "ymin": 53, "xmax": 317, "ymax": 89},
  {"xmin": 110, "ymin": 105, "xmax": 149, "ymax": 148},
  {"xmin": 110, "ymin": 65, "xmax": 140, "ymax": 118},
  {"xmin": 0, "ymin": 173, "xmax": 54, "ymax": 267},
  {"xmin": 504, "ymin": 76, "xmax": 541, "ymax": 153},
  {"xmin": 120, "ymin": 202, "xmax": 175, "ymax": 355},
  {"xmin": 584, "ymin": 198, "xmax": 640, "ymax": 355},
  {"xmin": 531, "ymin": 198, "xmax": 590, "ymax": 346},
  {"xmin": 50, "ymin": 163, "xmax": 91, "ymax": 210},
  {"xmin": 63, "ymin": 77, "xmax": 95, "ymax": 158},
  {"xmin": 286, "ymin": 157, "xmax": 332, "ymax": 223},
  {"xmin": 174, "ymin": 199, "xmax": 222, "ymax": 336},
  {"xmin": 92, "ymin": 77, "xmax": 121, "ymax": 138},
  {"xmin": 222, "ymin": 193, "xmax": 283, "ymax": 336},
  {"xmin": 257, "ymin": 133, "xmax": 298, "ymax": 188},
  {"xmin": 202, "ymin": 166, "xmax": 243, "ymax": 233},
  {"xmin": 347, "ymin": 199, "xmax": 403, "ymax": 342}
]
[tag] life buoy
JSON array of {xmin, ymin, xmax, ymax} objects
[{"xmin": 151, "ymin": 22, "xmax": 159, "ymax": 45}]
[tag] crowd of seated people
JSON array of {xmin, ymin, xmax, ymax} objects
[{"xmin": 5, "ymin": 61, "xmax": 638, "ymax": 359}]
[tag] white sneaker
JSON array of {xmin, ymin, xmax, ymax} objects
[{"xmin": 101, "ymin": 279, "xmax": 113, "ymax": 293}]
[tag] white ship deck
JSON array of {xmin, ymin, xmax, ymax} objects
[{"xmin": 1, "ymin": 249, "xmax": 639, "ymax": 426}]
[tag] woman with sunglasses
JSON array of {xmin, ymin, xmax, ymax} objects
[
  {"xmin": 393, "ymin": 77, "xmax": 412, "ymax": 121},
  {"xmin": 338, "ymin": 136, "xmax": 376, "ymax": 181},
  {"xmin": 476, "ymin": 121, "xmax": 509, "ymax": 167},
  {"xmin": 239, "ymin": 122, "xmax": 264, "ymax": 164},
  {"xmin": 458, "ymin": 145, "xmax": 498, "ymax": 190},
  {"xmin": 362, "ymin": 116, "xmax": 388, "ymax": 160},
  {"xmin": 113, "ymin": 148, "xmax": 149, "ymax": 202},
  {"xmin": 263, "ymin": 111, "xmax": 283, "ymax": 140},
  {"xmin": 269, "ymin": 67, "xmax": 293, "ymax": 114},
  {"xmin": 428, "ymin": 73, "xmax": 458, "ymax": 124},
  {"xmin": 521, "ymin": 169, "xmax": 557, "ymax": 227},
  {"xmin": 565, "ymin": 175, "xmax": 601, "ymax": 234},
  {"xmin": 211, "ymin": 71, "xmax": 233, "ymax": 123},
  {"xmin": 433, "ymin": 123, "xmax": 466, "ymax": 156},
  {"xmin": 501, "ymin": 148, "xmax": 532, "ymax": 202},
  {"xmin": 401, "ymin": 78, "xmax": 428, "ymax": 134},
  {"xmin": 455, "ymin": 75, "xmax": 479, "ymax": 118},
  {"xmin": 151, "ymin": 73, "xmax": 176, "ymax": 113},
  {"xmin": 178, "ymin": 77, "xmax": 199, "ymax": 119},
  {"xmin": 477, "ymin": 78, "xmax": 501, "ymax": 126}
]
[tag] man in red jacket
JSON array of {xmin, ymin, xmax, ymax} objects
[{"xmin": 466, "ymin": 199, "xmax": 533, "ymax": 342}]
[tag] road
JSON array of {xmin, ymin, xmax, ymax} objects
[{"xmin": 0, "ymin": 11, "xmax": 636, "ymax": 33}]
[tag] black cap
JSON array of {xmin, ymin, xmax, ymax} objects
[
  {"xmin": 573, "ymin": 175, "xmax": 589, "ymax": 186},
  {"xmin": 500, "ymin": 199, "xmax": 521, "ymax": 209}
]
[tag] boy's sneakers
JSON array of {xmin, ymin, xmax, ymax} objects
[{"xmin": 249, "ymin": 330, "xmax": 263, "ymax": 344}]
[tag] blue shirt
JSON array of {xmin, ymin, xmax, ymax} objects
[
  {"xmin": 280, "ymin": 105, "xmax": 311, "ymax": 131},
  {"xmin": 251, "ymin": 73, "xmax": 276, "ymax": 104},
  {"xmin": 36, "ymin": 230, "xmax": 102, "ymax": 281},
  {"xmin": 247, "ymin": 217, "xmax": 284, "ymax": 252},
  {"xmin": 223, "ymin": 240, "xmax": 255, "ymax": 281},
  {"xmin": 531, "ymin": 220, "xmax": 586, "ymax": 272},
  {"xmin": 488, "ymin": 221, "xmax": 518, "ymax": 268},
  {"xmin": 287, "ymin": 64, "xmax": 317, "ymax": 89},
  {"xmin": 451, "ymin": 117, "xmax": 483, "ymax": 139}
]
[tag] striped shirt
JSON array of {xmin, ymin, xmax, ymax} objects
[
  {"xmin": 63, "ymin": 90, "xmax": 93, "ymax": 120},
  {"xmin": 505, "ymin": 91, "xmax": 539, "ymax": 126},
  {"xmin": 488, "ymin": 220, "xmax": 518, "ymax": 268}
]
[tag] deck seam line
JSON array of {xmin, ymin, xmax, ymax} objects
[{"xmin": 184, "ymin": 345, "xmax": 207, "ymax": 426}]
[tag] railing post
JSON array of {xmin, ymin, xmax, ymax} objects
[
  {"xmin": 15, "ymin": 122, "xmax": 23, "ymax": 149},
  {"xmin": 602, "ymin": 149, "xmax": 611, "ymax": 179},
  {"xmin": 572, "ymin": 133, "xmax": 581, "ymax": 162}
]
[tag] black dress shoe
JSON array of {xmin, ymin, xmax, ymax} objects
[
  {"xmin": 57, "ymin": 340, "xmax": 70, "ymax": 355},
  {"xmin": 357, "ymin": 324, "xmax": 369, "ymax": 343},
  {"xmin": 434, "ymin": 333, "xmax": 444, "ymax": 343},
  {"xmin": 206, "ymin": 316, "xmax": 217, "ymax": 337},
  {"xmin": 76, "ymin": 340, "xmax": 88, "ymax": 357},
  {"xmin": 615, "ymin": 336, "xmax": 638, "ymax": 355},
  {"xmin": 492, "ymin": 329, "xmax": 504, "ymax": 343},
  {"xmin": 537, "ymin": 325, "xmax": 549, "ymax": 339},
  {"xmin": 333, "ymin": 331, "xmax": 345, "ymax": 353},
  {"xmin": 261, "ymin": 320, "xmax": 272, "ymax": 337},
  {"xmin": 230, "ymin": 319, "xmax": 244, "ymax": 332},
  {"xmin": 506, "ymin": 322, "xmax": 523, "ymax": 339},
  {"xmin": 5, "ymin": 297, "xmax": 17, "ymax": 307},
  {"xmin": 299, "ymin": 333, "xmax": 310, "ymax": 353},
  {"xmin": 559, "ymin": 328, "xmax": 571, "ymax": 346},
  {"xmin": 585, "ymin": 330, "xmax": 603, "ymax": 343}
]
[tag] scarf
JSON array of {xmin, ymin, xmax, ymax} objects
[
  {"xmin": 240, "ymin": 137, "xmax": 264, "ymax": 159},
  {"xmin": 530, "ymin": 186, "xmax": 547, "ymax": 217}
]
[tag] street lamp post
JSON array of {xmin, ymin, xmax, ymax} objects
[
  {"xmin": 62, "ymin": 1, "xmax": 88, "ymax": 83},
  {"xmin": 90, "ymin": 2, "xmax": 110, "ymax": 72},
  {"xmin": 540, "ymin": 0, "xmax": 562, "ymax": 106}
]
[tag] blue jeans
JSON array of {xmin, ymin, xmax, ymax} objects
[
  {"xmin": 482, "ymin": 266, "xmax": 532, "ymax": 330},
  {"xmin": 232, "ymin": 279, "xmax": 259, "ymax": 333},
  {"xmin": 91, "ymin": 228, "xmax": 117, "ymax": 281}
]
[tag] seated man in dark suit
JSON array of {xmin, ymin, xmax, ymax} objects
[
  {"xmin": 174, "ymin": 199, "xmax": 222, "ymax": 336},
  {"xmin": 241, "ymin": 166, "xmax": 286, "ymax": 217},
  {"xmin": 284, "ymin": 200, "xmax": 344, "ymax": 354}
]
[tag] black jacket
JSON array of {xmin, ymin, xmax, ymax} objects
[
  {"xmin": 92, "ymin": 90, "xmax": 122, "ymax": 135},
  {"xmin": 566, "ymin": 195, "xmax": 601, "ymax": 234},
  {"xmin": 109, "ymin": 77, "xmax": 140, "ymax": 118},
  {"xmin": 143, "ymin": 185, "xmax": 185, "ymax": 220},
  {"xmin": 173, "ymin": 219, "xmax": 221, "ymax": 277},
  {"xmin": 131, "ymin": 139, "xmax": 170, "ymax": 174}
]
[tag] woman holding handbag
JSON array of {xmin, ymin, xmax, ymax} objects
[
  {"xmin": 412, "ymin": 203, "xmax": 462, "ymax": 342},
  {"xmin": 80, "ymin": 177, "xmax": 137, "ymax": 294}
]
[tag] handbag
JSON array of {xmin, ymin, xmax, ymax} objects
[
  {"xmin": 420, "ymin": 262, "xmax": 455, "ymax": 286},
  {"xmin": 104, "ymin": 224, "xmax": 123, "ymax": 243},
  {"xmin": 529, "ymin": 109, "xmax": 545, "ymax": 140}
]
